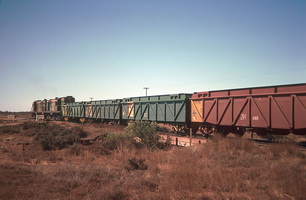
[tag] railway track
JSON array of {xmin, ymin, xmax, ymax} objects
[
  {"xmin": 252, "ymin": 138, "xmax": 306, "ymax": 150},
  {"xmin": 159, "ymin": 132, "xmax": 306, "ymax": 150}
]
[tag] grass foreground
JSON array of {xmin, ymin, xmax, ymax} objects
[{"xmin": 0, "ymin": 121, "xmax": 305, "ymax": 200}]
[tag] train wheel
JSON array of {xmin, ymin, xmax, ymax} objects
[
  {"xmin": 190, "ymin": 124, "xmax": 200, "ymax": 134},
  {"xmin": 64, "ymin": 117, "xmax": 69, "ymax": 121},
  {"xmin": 80, "ymin": 118, "xmax": 86, "ymax": 123},
  {"xmin": 172, "ymin": 125, "xmax": 188, "ymax": 136},
  {"xmin": 172, "ymin": 125, "xmax": 182, "ymax": 133}
]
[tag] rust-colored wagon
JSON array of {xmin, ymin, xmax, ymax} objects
[{"xmin": 190, "ymin": 83, "xmax": 306, "ymax": 136}]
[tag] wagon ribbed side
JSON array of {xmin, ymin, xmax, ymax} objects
[
  {"xmin": 191, "ymin": 83, "xmax": 306, "ymax": 135},
  {"xmin": 122, "ymin": 94, "xmax": 191, "ymax": 128},
  {"xmin": 84, "ymin": 99, "xmax": 122, "ymax": 122},
  {"xmin": 62, "ymin": 101, "xmax": 86, "ymax": 120}
]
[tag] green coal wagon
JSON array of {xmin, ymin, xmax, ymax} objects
[
  {"xmin": 84, "ymin": 99, "xmax": 122, "ymax": 123},
  {"xmin": 122, "ymin": 94, "xmax": 192, "ymax": 131}
]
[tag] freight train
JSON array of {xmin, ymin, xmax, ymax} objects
[{"xmin": 31, "ymin": 83, "xmax": 306, "ymax": 136}]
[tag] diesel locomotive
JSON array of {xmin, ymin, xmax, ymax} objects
[
  {"xmin": 31, "ymin": 83, "xmax": 306, "ymax": 136},
  {"xmin": 31, "ymin": 96, "xmax": 75, "ymax": 120}
]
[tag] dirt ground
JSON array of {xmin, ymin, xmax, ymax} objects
[{"xmin": 0, "ymin": 112, "xmax": 305, "ymax": 199}]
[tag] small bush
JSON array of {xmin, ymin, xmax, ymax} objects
[
  {"xmin": 101, "ymin": 132, "xmax": 133, "ymax": 150},
  {"xmin": 21, "ymin": 121, "xmax": 40, "ymax": 130},
  {"xmin": 0, "ymin": 125, "xmax": 21, "ymax": 134},
  {"xmin": 71, "ymin": 127, "xmax": 88, "ymax": 138},
  {"xmin": 124, "ymin": 121, "xmax": 160, "ymax": 149},
  {"xmin": 21, "ymin": 122, "xmax": 50, "ymax": 136},
  {"xmin": 34, "ymin": 125, "xmax": 81, "ymax": 150}
]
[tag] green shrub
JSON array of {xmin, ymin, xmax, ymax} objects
[
  {"xmin": 124, "ymin": 121, "xmax": 160, "ymax": 149},
  {"xmin": 21, "ymin": 121, "xmax": 48, "ymax": 136},
  {"xmin": 71, "ymin": 127, "xmax": 88, "ymax": 138},
  {"xmin": 0, "ymin": 125, "xmax": 21, "ymax": 134},
  {"xmin": 21, "ymin": 121, "xmax": 41, "ymax": 130},
  {"xmin": 34, "ymin": 125, "xmax": 82, "ymax": 150},
  {"xmin": 102, "ymin": 132, "xmax": 133, "ymax": 150}
]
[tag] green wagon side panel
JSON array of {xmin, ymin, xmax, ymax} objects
[
  {"xmin": 62, "ymin": 102, "xmax": 86, "ymax": 118},
  {"xmin": 85, "ymin": 99, "xmax": 122, "ymax": 120},
  {"xmin": 122, "ymin": 94, "xmax": 191, "ymax": 123},
  {"xmin": 149, "ymin": 104, "xmax": 157, "ymax": 120}
]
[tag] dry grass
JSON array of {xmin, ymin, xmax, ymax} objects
[
  {"xmin": 155, "ymin": 138, "xmax": 305, "ymax": 199},
  {"xmin": 0, "ymin": 121, "xmax": 305, "ymax": 200}
]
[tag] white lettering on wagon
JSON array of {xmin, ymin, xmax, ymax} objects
[
  {"xmin": 252, "ymin": 116, "xmax": 259, "ymax": 120},
  {"xmin": 240, "ymin": 114, "xmax": 247, "ymax": 120}
]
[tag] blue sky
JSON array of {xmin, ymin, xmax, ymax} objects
[{"xmin": 0, "ymin": 0, "xmax": 305, "ymax": 111}]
